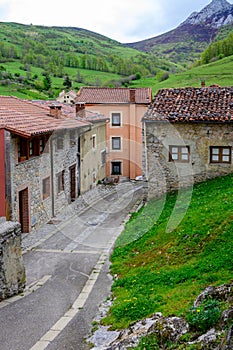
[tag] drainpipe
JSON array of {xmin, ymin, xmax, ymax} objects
[
  {"xmin": 0, "ymin": 129, "xmax": 6, "ymax": 217},
  {"xmin": 50, "ymin": 135, "xmax": 55, "ymax": 218}
]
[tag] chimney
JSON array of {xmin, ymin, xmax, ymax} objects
[
  {"xmin": 49, "ymin": 104, "xmax": 62, "ymax": 119},
  {"xmin": 75, "ymin": 103, "xmax": 86, "ymax": 119},
  {"xmin": 130, "ymin": 89, "xmax": 136, "ymax": 103}
]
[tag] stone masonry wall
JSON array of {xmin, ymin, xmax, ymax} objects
[
  {"xmin": 0, "ymin": 219, "xmax": 25, "ymax": 300},
  {"xmin": 143, "ymin": 122, "xmax": 233, "ymax": 199},
  {"xmin": 9, "ymin": 129, "xmax": 81, "ymax": 231}
]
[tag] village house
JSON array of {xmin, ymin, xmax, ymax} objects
[
  {"xmin": 0, "ymin": 97, "xmax": 108, "ymax": 233},
  {"xmin": 56, "ymin": 90, "xmax": 77, "ymax": 105},
  {"xmin": 75, "ymin": 87, "xmax": 152, "ymax": 181},
  {"xmin": 142, "ymin": 86, "xmax": 233, "ymax": 198}
]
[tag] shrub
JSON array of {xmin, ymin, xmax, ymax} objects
[{"xmin": 186, "ymin": 298, "xmax": 221, "ymax": 333}]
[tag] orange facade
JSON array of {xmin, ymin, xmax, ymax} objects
[{"xmin": 75, "ymin": 88, "xmax": 152, "ymax": 180}]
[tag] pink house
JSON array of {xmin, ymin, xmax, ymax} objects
[{"xmin": 75, "ymin": 87, "xmax": 152, "ymax": 180}]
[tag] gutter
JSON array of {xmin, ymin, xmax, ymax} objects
[{"xmin": 50, "ymin": 136, "xmax": 55, "ymax": 218}]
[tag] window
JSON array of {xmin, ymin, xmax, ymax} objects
[
  {"xmin": 111, "ymin": 112, "xmax": 121, "ymax": 127},
  {"xmin": 57, "ymin": 171, "xmax": 65, "ymax": 193},
  {"xmin": 112, "ymin": 137, "xmax": 121, "ymax": 150},
  {"xmin": 29, "ymin": 140, "xmax": 34, "ymax": 156},
  {"xmin": 56, "ymin": 134, "xmax": 64, "ymax": 150},
  {"xmin": 92, "ymin": 134, "xmax": 96, "ymax": 149},
  {"xmin": 18, "ymin": 138, "xmax": 28, "ymax": 162},
  {"xmin": 18, "ymin": 136, "xmax": 49, "ymax": 162},
  {"xmin": 169, "ymin": 146, "xmax": 190, "ymax": 163},
  {"xmin": 210, "ymin": 146, "xmax": 231, "ymax": 164},
  {"xmin": 70, "ymin": 130, "xmax": 76, "ymax": 146},
  {"xmin": 92, "ymin": 172, "xmax": 96, "ymax": 184},
  {"xmin": 39, "ymin": 138, "xmax": 45, "ymax": 153},
  {"xmin": 42, "ymin": 177, "xmax": 50, "ymax": 200},
  {"xmin": 101, "ymin": 150, "xmax": 106, "ymax": 165},
  {"xmin": 111, "ymin": 161, "xmax": 122, "ymax": 175}
]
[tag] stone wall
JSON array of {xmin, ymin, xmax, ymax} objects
[
  {"xmin": 143, "ymin": 121, "xmax": 233, "ymax": 199},
  {"xmin": 8, "ymin": 129, "xmax": 81, "ymax": 232},
  {"xmin": 0, "ymin": 220, "xmax": 25, "ymax": 300}
]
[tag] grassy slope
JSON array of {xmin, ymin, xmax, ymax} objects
[
  {"xmin": 130, "ymin": 55, "xmax": 233, "ymax": 95},
  {"xmin": 103, "ymin": 174, "xmax": 233, "ymax": 330}
]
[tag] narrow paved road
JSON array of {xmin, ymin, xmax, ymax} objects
[{"xmin": 0, "ymin": 182, "xmax": 144, "ymax": 350}]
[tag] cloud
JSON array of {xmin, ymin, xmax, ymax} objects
[{"xmin": 1, "ymin": 0, "xmax": 233, "ymax": 43}]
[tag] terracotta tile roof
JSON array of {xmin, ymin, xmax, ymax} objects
[
  {"xmin": 32, "ymin": 100, "xmax": 108, "ymax": 123},
  {"xmin": 75, "ymin": 87, "xmax": 152, "ymax": 104},
  {"xmin": 0, "ymin": 96, "xmax": 90, "ymax": 138},
  {"xmin": 144, "ymin": 87, "xmax": 233, "ymax": 123}
]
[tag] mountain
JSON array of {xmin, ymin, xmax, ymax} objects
[
  {"xmin": 126, "ymin": 0, "xmax": 233, "ymax": 66},
  {"xmin": 182, "ymin": 0, "xmax": 233, "ymax": 27}
]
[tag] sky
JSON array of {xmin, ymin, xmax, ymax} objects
[{"xmin": 0, "ymin": 0, "xmax": 233, "ymax": 43}]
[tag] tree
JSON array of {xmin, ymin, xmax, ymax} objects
[
  {"xmin": 43, "ymin": 73, "xmax": 51, "ymax": 91},
  {"xmin": 63, "ymin": 75, "xmax": 72, "ymax": 90}
]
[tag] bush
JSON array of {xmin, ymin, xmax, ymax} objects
[{"xmin": 186, "ymin": 298, "xmax": 221, "ymax": 333}]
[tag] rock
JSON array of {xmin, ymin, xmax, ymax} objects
[
  {"xmin": 88, "ymin": 283, "xmax": 233, "ymax": 350},
  {"xmin": 148, "ymin": 316, "xmax": 189, "ymax": 342},
  {"xmin": 189, "ymin": 328, "xmax": 217, "ymax": 348},
  {"xmin": 219, "ymin": 307, "xmax": 233, "ymax": 328},
  {"xmin": 89, "ymin": 326, "xmax": 119, "ymax": 349},
  {"xmin": 194, "ymin": 282, "xmax": 233, "ymax": 307},
  {"xmin": 218, "ymin": 325, "xmax": 233, "ymax": 350}
]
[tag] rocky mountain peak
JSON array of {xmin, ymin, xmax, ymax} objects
[{"xmin": 181, "ymin": 0, "xmax": 233, "ymax": 28}]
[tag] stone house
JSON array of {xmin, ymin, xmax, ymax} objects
[
  {"xmin": 56, "ymin": 90, "xmax": 76, "ymax": 105},
  {"xmin": 75, "ymin": 87, "xmax": 152, "ymax": 181},
  {"xmin": 0, "ymin": 97, "xmax": 108, "ymax": 233},
  {"xmin": 142, "ymin": 87, "xmax": 233, "ymax": 198}
]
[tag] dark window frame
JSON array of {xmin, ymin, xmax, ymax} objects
[
  {"xmin": 112, "ymin": 137, "xmax": 121, "ymax": 150},
  {"xmin": 210, "ymin": 146, "xmax": 231, "ymax": 164},
  {"xmin": 57, "ymin": 171, "xmax": 65, "ymax": 194},
  {"xmin": 111, "ymin": 161, "xmax": 122, "ymax": 175},
  {"xmin": 56, "ymin": 135, "xmax": 64, "ymax": 150},
  {"xmin": 169, "ymin": 145, "xmax": 190, "ymax": 163},
  {"xmin": 42, "ymin": 177, "xmax": 51, "ymax": 200},
  {"xmin": 18, "ymin": 136, "xmax": 49, "ymax": 162},
  {"xmin": 111, "ymin": 112, "xmax": 121, "ymax": 127},
  {"xmin": 101, "ymin": 150, "xmax": 106, "ymax": 165}
]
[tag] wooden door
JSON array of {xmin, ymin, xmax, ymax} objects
[
  {"xmin": 19, "ymin": 188, "xmax": 30, "ymax": 233},
  {"xmin": 70, "ymin": 165, "xmax": 76, "ymax": 202}
]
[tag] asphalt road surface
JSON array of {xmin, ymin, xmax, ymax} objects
[{"xmin": 0, "ymin": 182, "xmax": 144, "ymax": 350}]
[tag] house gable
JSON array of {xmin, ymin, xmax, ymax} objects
[{"xmin": 143, "ymin": 87, "xmax": 233, "ymax": 199}]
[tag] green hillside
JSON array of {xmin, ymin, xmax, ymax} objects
[
  {"xmin": 129, "ymin": 55, "xmax": 233, "ymax": 94},
  {"xmin": 102, "ymin": 174, "xmax": 233, "ymax": 347},
  {"xmin": 0, "ymin": 22, "xmax": 180, "ymax": 99},
  {"xmin": 0, "ymin": 22, "xmax": 232, "ymax": 99}
]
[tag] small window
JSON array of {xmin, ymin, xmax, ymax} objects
[
  {"xmin": 42, "ymin": 177, "xmax": 50, "ymax": 200},
  {"xmin": 70, "ymin": 130, "xmax": 76, "ymax": 146},
  {"xmin": 39, "ymin": 138, "xmax": 45, "ymax": 154},
  {"xmin": 101, "ymin": 150, "xmax": 106, "ymax": 165},
  {"xmin": 112, "ymin": 137, "xmax": 121, "ymax": 150},
  {"xmin": 57, "ymin": 135, "xmax": 64, "ymax": 150},
  {"xmin": 169, "ymin": 145, "xmax": 190, "ymax": 163},
  {"xmin": 18, "ymin": 138, "xmax": 28, "ymax": 162},
  {"xmin": 111, "ymin": 161, "xmax": 122, "ymax": 175},
  {"xmin": 210, "ymin": 146, "xmax": 231, "ymax": 164},
  {"xmin": 57, "ymin": 171, "xmax": 65, "ymax": 193},
  {"xmin": 92, "ymin": 172, "xmax": 96, "ymax": 184},
  {"xmin": 92, "ymin": 135, "xmax": 96, "ymax": 149},
  {"xmin": 29, "ymin": 140, "xmax": 34, "ymax": 156},
  {"xmin": 111, "ymin": 112, "xmax": 121, "ymax": 127}
]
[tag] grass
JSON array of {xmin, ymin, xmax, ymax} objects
[
  {"xmin": 102, "ymin": 174, "xmax": 233, "ymax": 330},
  {"xmin": 129, "ymin": 55, "xmax": 233, "ymax": 94}
]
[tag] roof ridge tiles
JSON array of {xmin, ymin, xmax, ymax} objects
[{"xmin": 144, "ymin": 86, "xmax": 233, "ymax": 123}]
